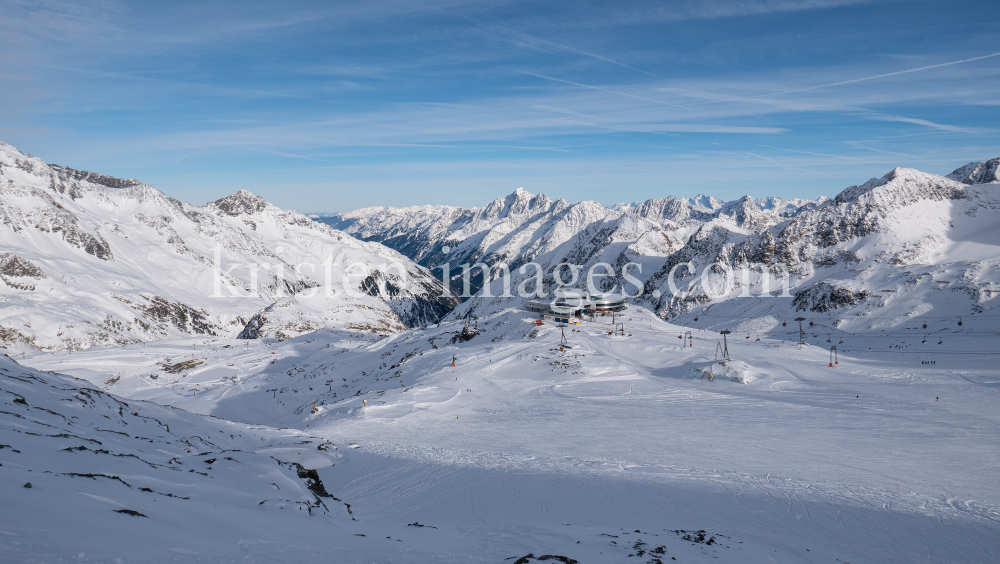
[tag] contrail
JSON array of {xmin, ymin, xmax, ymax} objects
[
  {"xmin": 768, "ymin": 52, "xmax": 1000, "ymax": 96},
  {"xmin": 687, "ymin": 51, "xmax": 1000, "ymax": 106},
  {"xmin": 410, "ymin": 0, "xmax": 671, "ymax": 82},
  {"xmin": 516, "ymin": 71, "xmax": 686, "ymax": 108}
]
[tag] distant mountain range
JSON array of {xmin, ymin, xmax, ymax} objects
[
  {"xmin": 317, "ymin": 189, "xmax": 827, "ymax": 299},
  {"xmin": 317, "ymin": 158, "xmax": 1000, "ymax": 333}
]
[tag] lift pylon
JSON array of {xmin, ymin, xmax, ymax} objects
[{"xmin": 719, "ymin": 329, "xmax": 732, "ymax": 362}]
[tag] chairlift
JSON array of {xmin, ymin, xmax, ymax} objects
[{"xmin": 938, "ymin": 338, "xmax": 943, "ymax": 345}]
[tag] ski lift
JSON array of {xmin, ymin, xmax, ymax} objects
[
  {"xmin": 958, "ymin": 318, "xmax": 963, "ymax": 326},
  {"xmin": 809, "ymin": 321, "xmax": 814, "ymax": 327},
  {"xmin": 922, "ymin": 336, "xmax": 926, "ymax": 344},
  {"xmin": 746, "ymin": 334, "xmax": 750, "ymax": 339},
  {"xmin": 923, "ymin": 323, "xmax": 927, "ymax": 329},
  {"xmin": 838, "ymin": 339, "xmax": 843, "ymax": 344},
  {"xmin": 782, "ymin": 322, "xmax": 787, "ymax": 327},
  {"xmin": 694, "ymin": 317, "xmax": 699, "ymax": 322},
  {"xmin": 938, "ymin": 338, "xmax": 943, "ymax": 345}
]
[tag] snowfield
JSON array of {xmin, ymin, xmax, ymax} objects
[{"xmin": 10, "ymin": 307, "xmax": 1000, "ymax": 563}]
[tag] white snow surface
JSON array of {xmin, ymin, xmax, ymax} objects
[{"xmin": 9, "ymin": 307, "xmax": 1000, "ymax": 563}]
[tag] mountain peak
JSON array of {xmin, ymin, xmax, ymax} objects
[
  {"xmin": 832, "ymin": 166, "xmax": 965, "ymax": 207},
  {"xmin": 500, "ymin": 187, "xmax": 552, "ymax": 216},
  {"xmin": 947, "ymin": 157, "xmax": 1000, "ymax": 185},
  {"xmin": 685, "ymin": 194, "xmax": 724, "ymax": 212},
  {"xmin": 210, "ymin": 189, "xmax": 273, "ymax": 216}
]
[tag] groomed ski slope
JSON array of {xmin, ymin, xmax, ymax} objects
[{"xmin": 11, "ymin": 307, "xmax": 1000, "ymax": 563}]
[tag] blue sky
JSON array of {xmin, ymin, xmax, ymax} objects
[{"xmin": 1, "ymin": 0, "xmax": 998, "ymax": 212}]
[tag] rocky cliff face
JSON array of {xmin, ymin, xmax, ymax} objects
[{"xmin": 0, "ymin": 141, "xmax": 458, "ymax": 351}]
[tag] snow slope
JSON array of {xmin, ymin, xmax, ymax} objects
[
  {"xmin": 17, "ymin": 307, "xmax": 1000, "ymax": 563},
  {"xmin": 0, "ymin": 353, "xmax": 363, "ymax": 562},
  {"xmin": 0, "ymin": 141, "xmax": 458, "ymax": 351}
]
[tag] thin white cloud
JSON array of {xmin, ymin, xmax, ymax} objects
[
  {"xmin": 515, "ymin": 71, "xmax": 686, "ymax": 108},
  {"xmin": 865, "ymin": 114, "xmax": 974, "ymax": 133},
  {"xmin": 759, "ymin": 145, "xmax": 856, "ymax": 159},
  {"xmin": 682, "ymin": 51, "xmax": 1000, "ymax": 107},
  {"xmin": 415, "ymin": 0, "xmax": 672, "ymax": 80},
  {"xmin": 605, "ymin": 0, "xmax": 892, "ymax": 24}
]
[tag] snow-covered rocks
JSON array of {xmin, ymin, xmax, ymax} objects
[{"xmin": 690, "ymin": 360, "xmax": 760, "ymax": 384}]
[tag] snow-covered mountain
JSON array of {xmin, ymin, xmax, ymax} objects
[
  {"xmin": 319, "ymin": 188, "xmax": 822, "ymax": 300},
  {"xmin": 322, "ymin": 160, "xmax": 998, "ymax": 332},
  {"xmin": 635, "ymin": 162, "xmax": 1000, "ymax": 334},
  {"xmin": 0, "ymin": 141, "xmax": 458, "ymax": 351}
]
